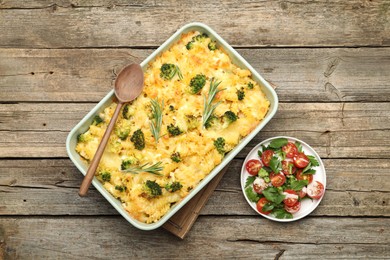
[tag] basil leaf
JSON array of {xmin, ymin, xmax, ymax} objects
[
  {"xmin": 262, "ymin": 166, "xmax": 272, "ymax": 173},
  {"xmin": 272, "ymin": 209, "xmax": 293, "ymax": 219},
  {"xmin": 245, "ymin": 176, "xmax": 256, "ymax": 188},
  {"xmin": 245, "ymin": 186, "xmax": 261, "ymax": 202},
  {"xmin": 262, "ymin": 202, "xmax": 275, "ymax": 212},
  {"xmin": 269, "ymin": 138, "xmax": 288, "ymax": 149},
  {"xmin": 290, "ymin": 179, "xmax": 309, "ymax": 191},
  {"xmin": 258, "ymin": 150, "xmax": 262, "ymax": 158},
  {"xmin": 269, "ymin": 156, "xmax": 281, "ymax": 174},
  {"xmin": 304, "ymin": 169, "xmax": 316, "ymax": 175},
  {"xmin": 263, "ymin": 145, "xmax": 278, "ymax": 151},
  {"xmin": 263, "ymin": 187, "xmax": 285, "ymax": 204},
  {"xmin": 308, "ymin": 155, "xmax": 320, "ymax": 167},
  {"xmin": 302, "ymin": 162, "xmax": 312, "ymax": 173},
  {"xmin": 275, "ymin": 150, "xmax": 286, "ymax": 161},
  {"xmin": 295, "ymin": 141, "xmax": 303, "ymax": 152}
]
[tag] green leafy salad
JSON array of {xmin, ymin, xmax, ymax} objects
[{"xmin": 243, "ymin": 138, "xmax": 325, "ymax": 219}]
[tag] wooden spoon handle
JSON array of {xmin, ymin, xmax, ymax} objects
[{"xmin": 79, "ymin": 102, "xmax": 124, "ymax": 196}]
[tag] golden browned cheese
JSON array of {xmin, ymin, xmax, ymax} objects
[{"xmin": 76, "ymin": 31, "xmax": 270, "ymax": 223}]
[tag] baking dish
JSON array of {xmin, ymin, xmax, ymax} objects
[{"xmin": 66, "ymin": 22, "xmax": 278, "ymax": 230}]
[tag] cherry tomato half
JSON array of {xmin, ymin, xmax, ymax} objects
[
  {"xmin": 270, "ymin": 173, "xmax": 286, "ymax": 187},
  {"xmin": 282, "ymin": 142, "xmax": 298, "ymax": 158},
  {"xmin": 256, "ymin": 197, "xmax": 271, "ymax": 215},
  {"xmin": 283, "ymin": 189, "xmax": 299, "ymax": 207},
  {"xmin": 299, "ymin": 188, "xmax": 307, "ymax": 199},
  {"xmin": 261, "ymin": 150, "xmax": 274, "ymax": 167},
  {"xmin": 245, "ymin": 159, "xmax": 262, "ymax": 176},
  {"xmin": 293, "ymin": 152, "xmax": 310, "ymax": 168},
  {"xmin": 296, "ymin": 169, "xmax": 313, "ymax": 184},
  {"xmin": 307, "ymin": 181, "xmax": 325, "ymax": 199},
  {"xmin": 285, "ymin": 201, "xmax": 301, "ymax": 214},
  {"xmin": 281, "ymin": 160, "xmax": 296, "ymax": 175}
]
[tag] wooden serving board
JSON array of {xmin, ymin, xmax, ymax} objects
[{"xmin": 162, "ymin": 164, "xmax": 229, "ymax": 239}]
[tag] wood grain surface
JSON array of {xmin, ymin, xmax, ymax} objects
[
  {"xmin": 0, "ymin": 1, "xmax": 389, "ymax": 48},
  {"xmin": 1, "ymin": 48, "xmax": 389, "ymax": 102},
  {"xmin": 0, "ymin": 217, "xmax": 389, "ymax": 259},
  {"xmin": 1, "ymin": 0, "xmax": 389, "ymax": 258},
  {"xmin": 0, "ymin": 103, "xmax": 389, "ymax": 158}
]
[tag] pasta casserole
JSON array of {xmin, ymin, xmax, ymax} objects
[{"xmin": 76, "ymin": 31, "xmax": 270, "ymax": 223}]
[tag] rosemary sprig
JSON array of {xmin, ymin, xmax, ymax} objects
[
  {"xmin": 150, "ymin": 99, "xmax": 164, "ymax": 143},
  {"xmin": 122, "ymin": 162, "xmax": 164, "ymax": 176},
  {"xmin": 202, "ymin": 78, "xmax": 224, "ymax": 128},
  {"xmin": 175, "ymin": 65, "xmax": 183, "ymax": 80}
]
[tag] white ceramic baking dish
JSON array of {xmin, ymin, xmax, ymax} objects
[{"xmin": 66, "ymin": 22, "xmax": 278, "ymax": 230}]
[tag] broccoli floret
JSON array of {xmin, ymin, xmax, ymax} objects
[
  {"xmin": 186, "ymin": 41, "xmax": 194, "ymax": 50},
  {"xmin": 123, "ymin": 104, "xmax": 129, "ymax": 118},
  {"xmin": 160, "ymin": 63, "xmax": 181, "ymax": 80},
  {"xmin": 208, "ymin": 41, "xmax": 217, "ymax": 51},
  {"xmin": 189, "ymin": 74, "xmax": 206, "ymax": 94},
  {"xmin": 116, "ymin": 129, "xmax": 130, "ymax": 140},
  {"xmin": 221, "ymin": 111, "xmax": 238, "ymax": 129},
  {"xmin": 121, "ymin": 156, "xmax": 139, "ymax": 170},
  {"xmin": 100, "ymin": 171, "xmax": 111, "ymax": 182},
  {"xmin": 115, "ymin": 185, "xmax": 127, "ymax": 192},
  {"xmin": 144, "ymin": 180, "xmax": 162, "ymax": 198},
  {"xmin": 167, "ymin": 124, "xmax": 182, "ymax": 137},
  {"xmin": 171, "ymin": 152, "xmax": 181, "ymax": 163},
  {"xmin": 122, "ymin": 103, "xmax": 134, "ymax": 119},
  {"xmin": 186, "ymin": 33, "xmax": 209, "ymax": 50},
  {"xmin": 77, "ymin": 133, "xmax": 85, "ymax": 142},
  {"xmin": 92, "ymin": 115, "xmax": 103, "ymax": 125},
  {"xmin": 194, "ymin": 33, "xmax": 208, "ymax": 41},
  {"xmin": 247, "ymin": 82, "xmax": 254, "ymax": 89},
  {"xmin": 204, "ymin": 112, "xmax": 237, "ymax": 130},
  {"xmin": 237, "ymin": 88, "xmax": 245, "ymax": 101},
  {"xmin": 204, "ymin": 114, "xmax": 220, "ymax": 130},
  {"xmin": 77, "ymin": 131, "xmax": 92, "ymax": 143},
  {"xmin": 130, "ymin": 129, "xmax": 145, "ymax": 150},
  {"xmin": 224, "ymin": 111, "xmax": 238, "ymax": 123},
  {"xmin": 214, "ymin": 137, "xmax": 226, "ymax": 155},
  {"xmin": 165, "ymin": 182, "xmax": 183, "ymax": 192},
  {"xmin": 115, "ymin": 119, "xmax": 132, "ymax": 140}
]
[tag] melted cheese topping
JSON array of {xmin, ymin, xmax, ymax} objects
[{"xmin": 76, "ymin": 31, "xmax": 270, "ymax": 223}]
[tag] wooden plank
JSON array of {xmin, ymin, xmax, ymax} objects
[
  {"xmin": 2, "ymin": 102, "xmax": 389, "ymax": 132},
  {"xmin": 0, "ymin": 0, "xmax": 156, "ymax": 8},
  {"xmin": 0, "ymin": 217, "xmax": 389, "ymax": 259},
  {"xmin": 0, "ymin": 102, "xmax": 389, "ymax": 158},
  {"xmin": 1, "ymin": 159, "xmax": 388, "ymax": 216},
  {"xmin": 1, "ymin": 48, "xmax": 390, "ymax": 102},
  {"xmin": 0, "ymin": 49, "xmax": 144, "ymax": 102},
  {"xmin": 0, "ymin": 1, "xmax": 389, "ymax": 48}
]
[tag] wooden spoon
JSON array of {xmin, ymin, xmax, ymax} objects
[{"xmin": 79, "ymin": 64, "xmax": 144, "ymax": 196}]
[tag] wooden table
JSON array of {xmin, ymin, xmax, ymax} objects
[{"xmin": 1, "ymin": 1, "xmax": 389, "ymax": 258}]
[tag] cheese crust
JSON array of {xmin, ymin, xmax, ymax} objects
[{"xmin": 76, "ymin": 31, "xmax": 270, "ymax": 223}]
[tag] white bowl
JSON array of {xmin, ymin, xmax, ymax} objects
[{"xmin": 241, "ymin": 136, "xmax": 326, "ymax": 222}]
